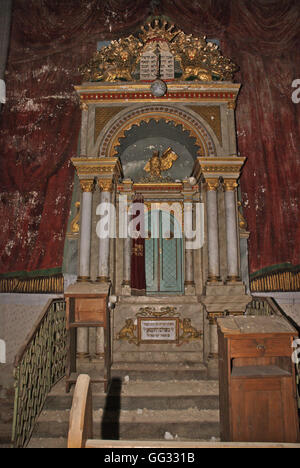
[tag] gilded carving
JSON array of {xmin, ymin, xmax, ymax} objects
[
  {"xmin": 237, "ymin": 201, "xmax": 248, "ymax": 230},
  {"xmin": 137, "ymin": 306, "xmax": 179, "ymax": 318},
  {"xmin": 68, "ymin": 202, "xmax": 80, "ymax": 236},
  {"xmin": 79, "ymin": 179, "xmax": 95, "ymax": 193},
  {"xmin": 116, "ymin": 319, "xmax": 138, "ymax": 345},
  {"xmin": 170, "ymin": 32, "xmax": 238, "ymax": 81},
  {"xmin": 80, "ymin": 100, "xmax": 89, "ymax": 111},
  {"xmin": 223, "ymin": 179, "xmax": 238, "ymax": 191},
  {"xmin": 98, "ymin": 178, "xmax": 114, "ymax": 192},
  {"xmin": 179, "ymin": 318, "xmax": 203, "ymax": 343},
  {"xmin": 227, "ymin": 101, "xmax": 236, "ymax": 110},
  {"xmin": 80, "ymin": 19, "xmax": 238, "ymax": 83},
  {"xmin": 205, "ymin": 179, "xmax": 219, "ymax": 191},
  {"xmin": 140, "ymin": 147, "xmax": 179, "ymax": 182},
  {"xmin": 116, "ymin": 307, "xmax": 202, "ymax": 346},
  {"xmin": 80, "ymin": 35, "xmax": 143, "ymax": 82}
]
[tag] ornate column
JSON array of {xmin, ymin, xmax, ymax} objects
[
  {"xmin": 120, "ymin": 179, "xmax": 133, "ymax": 295},
  {"xmin": 71, "ymin": 161, "xmax": 96, "ymax": 360},
  {"xmin": 182, "ymin": 180, "xmax": 196, "ymax": 294},
  {"xmin": 205, "ymin": 179, "xmax": 221, "ymax": 282},
  {"xmin": 72, "ymin": 158, "xmax": 99, "ymax": 282},
  {"xmin": 97, "ymin": 179, "xmax": 113, "ymax": 283},
  {"xmin": 78, "ymin": 179, "xmax": 94, "ymax": 282},
  {"xmin": 96, "ymin": 157, "xmax": 123, "ymax": 283},
  {"xmin": 192, "ymin": 157, "xmax": 250, "ymax": 377},
  {"xmin": 223, "ymin": 178, "xmax": 240, "ymax": 281}
]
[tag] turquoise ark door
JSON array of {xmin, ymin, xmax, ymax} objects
[{"xmin": 145, "ymin": 210, "xmax": 183, "ymax": 294}]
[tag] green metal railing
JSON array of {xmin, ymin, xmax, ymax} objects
[
  {"xmin": 11, "ymin": 299, "xmax": 67, "ymax": 448},
  {"xmin": 245, "ymin": 296, "xmax": 276, "ymax": 316}
]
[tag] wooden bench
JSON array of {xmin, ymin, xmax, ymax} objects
[{"xmin": 67, "ymin": 374, "xmax": 300, "ymax": 449}]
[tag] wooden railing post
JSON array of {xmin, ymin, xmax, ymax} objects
[{"xmin": 68, "ymin": 374, "xmax": 93, "ymax": 448}]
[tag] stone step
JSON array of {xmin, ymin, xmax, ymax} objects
[
  {"xmin": 44, "ymin": 378, "xmax": 219, "ymax": 412},
  {"xmin": 111, "ymin": 361, "xmax": 208, "ymax": 381},
  {"xmin": 27, "ymin": 437, "xmax": 67, "ymax": 449},
  {"xmin": 31, "ymin": 407, "xmax": 220, "ymax": 441},
  {"xmin": 113, "ymin": 351, "xmax": 203, "ymax": 363},
  {"xmin": 28, "ymin": 373, "xmax": 220, "ymax": 447},
  {"xmin": 0, "ymin": 423, "xmax": 12, "ymax": 445}
]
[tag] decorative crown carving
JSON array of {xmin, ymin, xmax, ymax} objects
[{"xmin": 139, "ymin": 18, "xmax": 179, "ymax": 43}]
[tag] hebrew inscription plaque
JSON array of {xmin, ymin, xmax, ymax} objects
[{"xmin": 138, "ymin": 317, "xmax": 179, "ymax": 344}]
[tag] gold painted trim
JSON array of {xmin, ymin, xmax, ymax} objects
[
  {"xmin": 133, "ymin": 182, "xmax": 183, "ymax": 189},
  {"xmin": 226, "ymin": 275, "xmax": 240, "ymax": 282},
  {"xmin": 75, "ymin": 82, "xmax": 241, "ymax": 92},
  {"xmin": 207, "ymin": 275, "xmax": 221, "ymax": 283},
  {"xmin": 79, "ymin": 97, "xmax": 237, "ymax": 106},
  {"xmin": 96, "ymin": 276, "xmax": 110, "ymax": 283},
  {"xmin": 77, "ymin": 276, "xmax": 91, "ymax": 283}
]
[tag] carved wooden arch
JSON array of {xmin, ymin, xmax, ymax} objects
[{"xmin": 97, "ymin": 104, "xmax": 217, "ymax": 158}]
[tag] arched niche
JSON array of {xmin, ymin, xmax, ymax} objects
[{"xmin": 96, "ymin": 104, "xmax": 221, "ymax": 161}]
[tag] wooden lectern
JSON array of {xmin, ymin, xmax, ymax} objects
[
  {"xmin": 217, "ymin": 315, "xmax": 299, "ymax": 443},
  {"xmin": 65, "ymin": 282, "xmax": 111, "ymax": 393}
]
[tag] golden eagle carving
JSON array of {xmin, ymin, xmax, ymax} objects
[{"xmin": 143, "ymin": 147, "xmax": 179, "ymax": 181}]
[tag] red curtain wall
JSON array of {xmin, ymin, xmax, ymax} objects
[{"xmin": 0, "ymin": 0, "xmax": 299, "ymax": 277}]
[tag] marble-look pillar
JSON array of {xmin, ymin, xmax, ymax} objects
[
  {"xmin": 206, "ymin": 179, "xmax": 220, "ymax": 282},
  {"xmin": 123, "ymin": 237, "xmax": 131, "ymax": 286},
  {"xmin": 97, "ymin": 179, "xmax": 113, "ymax": 283},
  {"xmin": 184, "ymin": 202, "xmax": 195, "ymax": 293},
  {"xmin": 96, "ymin": 328, "xmax": 104, "ymax": 357},
  {"xmin": 78, "ymin": 179, "xmax": 94, "ymax": 282},
  {"xmin": 77, "ymin": 328, "xmax": 89, "ymax": 358},
  {"xmin": 224, "ymin": 179, "xmax": 240, "ymax": 281}
]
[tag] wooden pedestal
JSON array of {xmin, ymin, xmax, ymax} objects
[
  {"xmin": 65, "ymin": 283, "xmax": 111, "ymax": 393},
  {"xmin": 217, "ymin": 316, "xmax": 299, "ymax": 443}
]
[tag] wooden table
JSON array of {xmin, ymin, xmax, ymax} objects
[
  {"xmin": 64, "ymin": 283, "xmax": 111, "ymax": 393},
  {"xmin": 217, "ymin": 315, "xmax": 300, "ymax": 443}
]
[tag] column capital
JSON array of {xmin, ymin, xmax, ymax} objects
[
  {"xmin": 98, "ymin": 178, "xmax": 114, "ymax": 192},
  {"xmin": 79, "ymin": 179, "xmax": 95, "ymax": 193},
  {"xmin": 223, "ymin": 179, "xmax": 239, "ymax": 192},
  {"xmin": 80, "ymin": 101, "xmax": 89, "ymax": 111},
  {"xmin": 227, "ymin": 101, "xmax": 236, "ymax": 111},
  {"xmin": 205, "ymin": 179, "xmax": 220, "ymax": 191}
]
